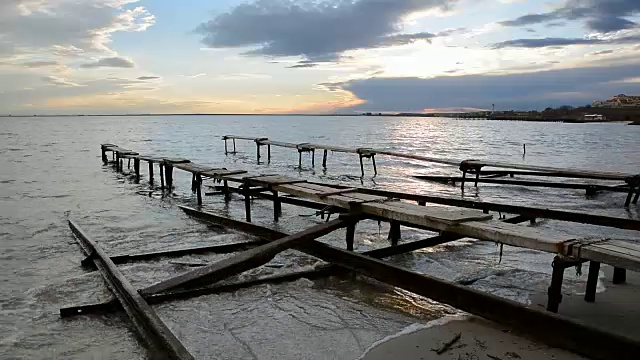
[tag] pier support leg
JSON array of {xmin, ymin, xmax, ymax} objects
[
  {"xmin": 388, "ymin": 221, "xmax": 401, "ymax": 246},
  {"xmin": 195, "ymin": 174, "xmax": 202, "ymax": 206},
  {"xmin": 268, "ymin": 145, "xmax": 271, "ymax": 163},
  {"xmin": 372, "ymin": 155, "xmax": 377, "ymax": 176},
  {"xmin": 547, "ymin": 256, "xmax": 566, "ymax": 312},
  {"xmin": 624, "ymin": 185, "xmax": 636, "ymax": 207},
  {"xmin": 256, "ymin": 143, "xmax": 261, "ymax": 162},
  {"xmin": 164, "ymin": 165, "xmax": 173, "ymax": 192},
  {"xmin": 345, "ymin": 222, "xmax": 356, "ymax": 251},
  {"xmin": 311, "ymin": 149, "xmax": 315, "ymax": 167},
  {"xmin": 298, "ymin": 150, "xmax": 302, "ymax": 169},
  {"xmin": 191, "ymin": 174, "xmax": 197, "ymax": 192},
  {"xmin": 101, "ymin": 148, "xmax": 107, "ymax": 163},
  {"xmin": 233, "ymin": 139, "xmax": 236, "ymax": 153},
  {"xmin": 633, "ymin": 187, "xmax": 640, "ymax": 205},
  {"xmin": 613, "ymin": 267, "xmax": 626, "ymax": 284},
  {"xmin": 149, "ymin": 162, "xmax": 154, "ymax": 184},
  {"xmin": 585, "ymin": 261, "xmax": 600, "ymax": 302},
  {"xmin": 115, "ymin": 153, "xmax": 120, "ymax": 171},
  {"xmin": 134, "ymin": 158, "xmax": 140, "ymax": 183},
  {"xmin": 474, "ymin": 171, "xmax": 480, "ymax": 187},
  {"xmin": 223, "ymin": 180, "xmax": 231, "ymax": 202},
  {"xmin": 322, "ymin": 150, "xmax": 328, "ymax": 169},
  {"xmin": 160, "ymin": 164, "xmax": 165, "ymax": 191},
  {"xmin": 272, "ymin": 190, "xmax": 281, "ymax": 222},
  {"xmin": 127, "ymin": 159, "xmax": 131, "ymax": 170},
  {"xmin": 359, "ymin": 155, "xmax": 365, "ymax": 177},
  {"xmin": 243, "ymin": 181, "xmax": 251, "ymax": 222},
  {"xmin": 224, "ymin": 139, "xmax": 228, "ymax": 155},
  {"xmin": 460, "ymin": 170, "xmax": 467, "ymax": 190},
  {"xmin": 418, "ymin": 201, "xmax": 426, "ymax": 206}
]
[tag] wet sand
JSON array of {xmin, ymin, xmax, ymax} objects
[{"xmin": 361, "ymin": 265, "xmax": 640, "ymax": 359}]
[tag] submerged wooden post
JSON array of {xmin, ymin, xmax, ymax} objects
[
  {"xmin": 613, "ymin": 267, "xmax": 626, "ymax": 284},
  {"xmin": 115, "ymin": 152, "xmax": 120, "ymax": 171},
  {"xmin": 164, "ymin": 164, "xmax": 173, "ymax": 191},
  {"xmin": 311, "ymin": 149, "xmax": 315, "ymax": 167},
  {"xmin": 345, "ymin": 222, "xmax": 356, "ymax": 251},
  {"xmin": 624, "ymin": 184, "xmax": 636, "ymax": 207},
  {"xmin": 298, "ymin": 150, "xmax": 303, "ymax": 169},
  {"xmin": 159, "ymin": 163, "xmax": 165, "ymax": 191},
  {"xmin": 475, "ymin": 170, "xmax": 480, "ymax": 187},
  {"xmin": 322, "ymin": 149, "xmax": 328, "ymax": 169},
  {"xmin": 233, "ymin": 139, "xmax": 236, "ymax": 153},
  {"xmin": 101, "ymin": 147, "xmax": 108, "ymax": 163},
  {"xmin": 460, "ymin": 170, "xmax": 467, "ymax": 190},
  {"xmin": 195, "ymin": 174, "xmax": 203, "ymax": 205},
  {"xmin": 633, "ymin": 186, "xmax": 640, "ymax": 205},
  {"xmin": 223, "ymin": 180, "xmax": 231, "ymax": 202},
  {"xmin": 134, "ymin": 158, "xmax": 140, "ymax": 183},
  {"xmin": 224, "ymin": 138, "xmax": 228, "ymax": 154},
  {"xmin": 372, "ymin": 155, "xmax": 377, "ymax": 176},
  {"xmin": 267, "ymin": 144, "xmax": 271, "ymax": 163},
  {"xmin": 256, "ymin": 143, "xmax": 261, "ymax": 161},
  {"xmin": 272, "ymin": 190, "xmax": 281, "ymax": 222},
  {"xmin": 388, "ymin": 221, "xmax": 401, "ymax": 246},
  {"xmin": 191, "ymin": 174, "xmax": 197, "ymax": 192},
  {"xmin": 148, "ymin": 162, "xmax": 154, "ymax": 184},
  {"xmin": 585, "ymin": 261, "xmax": 600, "ymax": 302},
  {"xmin": 547, "ymin": 256, "xmax": 566, "ymax": 312},
  {"xmin": 359, "ymin": 155, "xmax": 365, "ymax": 177},
  {"xmin": 243, "ymin": 181, "xmax": 251, "ymax": 222}
]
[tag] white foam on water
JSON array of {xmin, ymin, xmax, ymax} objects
[{"xmin": 355, "ymin": 314, "xmax": 468, "ymax": 360}]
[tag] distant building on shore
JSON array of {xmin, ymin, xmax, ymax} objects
[{"xmin": 592, "ymin": 94, "xmax": 640, "ymax": 108}]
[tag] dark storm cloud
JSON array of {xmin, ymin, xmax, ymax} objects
[
  {"xmin": 500, "ymin": 0, "xmax": 640, "ymax": 33},
  {"xmin": 492, "ymin": 35, "xmax": 640, "ymax": 48},
  {"xmin": 196, "ymin": 0, "xmax": 456, "ymax": 60},
  {"xmin": 331, "ymin": 63, "xmax": 640, "ymax": 111}
]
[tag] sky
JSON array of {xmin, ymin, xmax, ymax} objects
[{"xmin": 1, "ymin": 0, "xmax": 640, "ymax": 115}]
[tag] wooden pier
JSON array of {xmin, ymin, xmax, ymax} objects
[
  {"xmin": 217, "ymin": 136, "xmax": 640, "ymax": 207},
  {"xmin": 60, "ymin": 142, "xmax": 640, "ymax": 359}
]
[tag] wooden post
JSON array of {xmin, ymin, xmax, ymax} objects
[
  {"xmin": 346, "ymin": 222, "xmax": 356, "ymax": 251},
  {"xmin": 359, "ymin": 155, "xmax": 365, "ymax": 177},
  {"xmin": 256, "ymin": 143, "xmax": 261, "ymax": 161},
  {"xmin": 633, "ymin": 187, "xmax": 640, "ymax": 205},
  {"xmin": 224, "ymin": 138, "xmax": 228, "ymax": 154},
  {"xmin": 372, "ymin": 155, "xmax": 377, "ymax": 176},
  {"xmin": 584, "ymin": 261, "xmax": 600, "ymax": 302},
  {"xmin": 195, "ymin": 174, "xmax": 202, "ymax": 205},
  {"xmin": 460, "ymin": 170, "xmax": 467, "ymax": 190},
  {"xmin": 148, "ymin": 162, "xmax": 154, "ymax": 184},
  {"xmin": 298, "ymin": 150, "xmax": 302, "ymax": 169},
  {"xmin": 243, "ymin": 181, "xmax": 251, "ymax": 222},
  {"xmin": 101, "ymin": 147, "xmax": 107, "ymax": 163},
  {"xmin": 223, "ymin": 180, "xmax": 231, "ymax": 202},
  {"xmin": 115, "ymin": 153, "xmax": 120, "ymax": 171},
  {"xmin": 418, "ymin": 201, "xmax": 426, "ymax": 206},
  {"xmin": 191, "ymin": 174, "xmax": 197, "ymax": 192},
  {"xmin": 233, "ymin": 139, "xmax": 236, "ymax": 153},
  {"xmin": 547, "ymin": 256, "xmax": 565, "ymax": 312},
  {"xmin": 311, "ymin": 149, "xmax": 315, "ymax": 167},
  {"xmin": 268, "ymin": 145, "xmax": 271, "ymax": 163},
  {"xmin": 272, "ymin": 190, "xmax": 281, "ymax": 222},
  {"xmin": 134, "ymin": 159, "xmax": 140, "ymax": 183},
  {"xmin": 613, "ymin": 267, "xmax": 626, "ymax": 284},
  {"xmin": 164, "ymin": 164, "xmax": 173, "ymax": 191},
  {"xmin": 474, "ymin": 170, "xmax": 480, "ymax": 187},
  {"xmin": 624, "ymin": 185, "xmax": 635, "ymax": 207},
  {"xmin": 159, "ymin": 164, "xmax": 165, "ymax": 191},
  {"xmin": 127, "ymin": 159, "xmax": 131, "ymax": 170},
  {"xmin": 388, "ymin": 221, "xmax": 401, "ymax": 246},
  {"xmin": 322, "ymin": 149, "xmax": 328, "ymax": 169}
]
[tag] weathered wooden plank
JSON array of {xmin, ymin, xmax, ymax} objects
[
  {"xmin": 579, "ymin": 246, "xmax": 640, "ymax": 273},
  {"xmin": 387, "ymin": 201, "xmax": 494, "ymax": 224},
  {"xmin": 604, "ymin": 239, "xmax": 640, "ymax": 253},
  {"xmin": 222, "ymin": 135, "xmax": 259, "ymax": 141},
  {"xmin": 162, "ymin": 158, "xmax": 191, "ymax": 165},
  {"xmin": 139, "ymin": 218, "xmax": 351, "ymax": 295},
  {"xmin": 256, "ymin": 139, "xmax": 298, "ymax": 148},
  {"xmin": 375, "ymin": 150, "xmax": 461, "ymax": 166},
  {"xmin": 200, "ymin": 169, "xmax": 248, "ymax": 179},
  {"xmin": 68, "ymin": 220, "xmax": 194, "ymax": 360},
  {"xmin": 462, "ymin": 160, "xmax": 636, "ymax": 180},
  {"xmin": 107, "ymin": 240, "xmax": 266, "ymax": 264},
  {"xmin": 317, "ymin": 188, "xmax": 359, "ymax": 197},
  {"xmin": 414, "ymin": 175, "xmax": 630, "ymax": 192},
  {"xmin": 244, "ymin": 175, "xmax": 307, "ymax": 186},
  {"xmin": 173, "ymin": 162, "xmax": 215, "ymax": 174},
  {"xmin": 589, "ymin": 243, "xmax": 640, "ymax": 261}
]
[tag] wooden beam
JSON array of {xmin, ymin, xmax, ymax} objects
[
  {"xmin": 67, "ymin": 220, "xmax": 194, "ymax": 360},
  {"xmin": 139, "ymin": 218, "xmax": 351, "ymax": 295}
]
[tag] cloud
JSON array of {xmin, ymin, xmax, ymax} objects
[
  {"xmin": 0, "ymin": 1, "xmax": 155, "ymax": 59},
  {"xmin": 492, "ymin": 34, "xmax": 640, "ymax": 48},
  {"xmin": 377, "ymin": 32, "xmax": 436, "ymax": 47},
  {"xmin": 137, "ymin": 76, "xmax": 160, "ymax": 80},
  {"xmin": 328, "ymin": 63, "xmax": 640, "ymax": 111},
  {"xmin": 185, "ymin": 73, "xmax": 207, "ymax": 78},
  {"xmin": 42, "ymin": 75, "xmax": 82, "ymax": 87},
  {"xmin": 500, "ymin": 0, "xmax": 640, "ymax": 33},
  {"xmin": 196, "ymin": 0, "xmax": 456, "ymax": 60},
  {"xmin": 216, "ymin": 73, "xmax": 272, "ymax": 80},
  {"xmin": 81, "ymin": 56, "xmax": 135, "ymax": 68},
  {"xmin": 22, "ymin": 61, "xmax": 59, "ymax": 68},
  {"xmin": 588, "ymin": 49, "xmax": 614, "ymax": 56}
]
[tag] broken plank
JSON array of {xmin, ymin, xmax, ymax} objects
[
  {"xmin": 139, "ymin": 218, "xmax": 351, "ymax": 295},
  {"xmin": 67, "ymin": 220, "xmax": 194, "ymax": 360}
]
